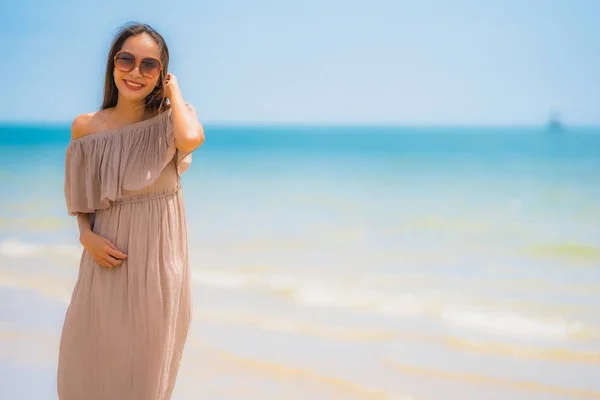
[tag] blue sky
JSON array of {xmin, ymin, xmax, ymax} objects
[{"xmin": 1, "ymin": 0, "xmax": 599, "ymax": 125}]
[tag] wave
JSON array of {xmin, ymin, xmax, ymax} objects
[
  {"xmin": 192, "ymin": 269, "xmax": 599, "ymax": 341},
  {"xmin": 441, "ymin": 307, "xmax": 586, "ymax": 340},
  {"xmin": 2, "ymin": 238, "xmax": 598, "ymax": 342},
  {"xmin": 2, "ymin": 265, "xmax": 599, "ymax": 367},
  {"xmin": 2, "ymin": 263, "xmax": 600, "ymax": 368},
  {"xmin": 0, "ymin": 238, "xmax": 81, "ymax": 260},
  {"xmin": 195, "ymin": 308, "xmax": 600, "ymax": 364}
]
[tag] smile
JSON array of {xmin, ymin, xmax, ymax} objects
[{"xmin": 123, "ymin": 79, "xmax": 145, "ymax": 90}]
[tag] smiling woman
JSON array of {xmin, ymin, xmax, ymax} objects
[
  {"xmin": 56, "ymin": 22, "xmax": 204, "ymax": 400},
  {"xmin": 101, "ymin": 24, "xmax": 168, "ymax": 114}
]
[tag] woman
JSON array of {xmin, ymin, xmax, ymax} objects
[{"xmin": 57, "ymin": 22, "xmax": 204, "ymax": 400}]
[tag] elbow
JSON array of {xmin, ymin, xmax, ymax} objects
[
  {"xmin": 176, "ymin": 124, "xmax": 205, "ymax": 153},
  {"xmin": 192, "ymin": 124, "xmax": 205, "ymax": 149}
]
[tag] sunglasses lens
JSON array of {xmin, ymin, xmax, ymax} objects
[
  {"xmin": 140, "ymin": 58, "xmax": 161, "ymax": 78},
  {"xmin": 115, "ymin": 52, "xmax": 135, "ymax": 72}
]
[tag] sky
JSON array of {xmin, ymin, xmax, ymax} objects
[{"xmin": 1, "ymin": 0, "xmax": 599, "ymax": 125}]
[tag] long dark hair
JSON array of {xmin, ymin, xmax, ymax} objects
[{"xmin": 101, "ymin": 22, "xmax": 170, "ymax": 113}]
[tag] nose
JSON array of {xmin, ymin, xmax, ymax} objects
[{"xmin": 129, "ymin": 65, "xmax": 143, "ymax": 79}]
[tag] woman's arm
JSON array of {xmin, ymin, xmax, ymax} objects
[
  {"xmin": 68, "ymin": 116, "xmax": 125, "ymax": 268},
  {"xmin": 164, "ymin": 73, "xmax": 205, "ymax": 154},
  {"xmin": 76, "ymin": 212, "xmax": 127, "ymax": 268},
  {"xmin": 76, "ymin": 212, "xmax": 94, "ymax": 242}
]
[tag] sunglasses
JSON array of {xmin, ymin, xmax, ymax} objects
[{"xmin": 114, "ymin": 50, "xmax": 163, "ymax": 79}]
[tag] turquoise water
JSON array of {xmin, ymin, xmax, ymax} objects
[{"xmin": 1, "ymin": 123, "xmax": 600, "ymax": 398}]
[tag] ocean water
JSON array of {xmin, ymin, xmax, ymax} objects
[{"xmin": 1, "ymin": 123, "xmax": 599, "ymax": 399}]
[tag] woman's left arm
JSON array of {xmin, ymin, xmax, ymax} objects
[{"xmin": 165, "ymin": 73, "xmax": 205, "ymax": 153}]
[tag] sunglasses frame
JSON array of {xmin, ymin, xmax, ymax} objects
[{"xmin": 113, "ymin": 50, "xmax": 164, "ymax": 79}]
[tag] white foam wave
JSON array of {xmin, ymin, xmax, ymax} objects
[
  {"xmin": 290, "ymin": 284, "xmax": 426, "ymax": 316},
  {"xmin": 441, "ymin": 307, "xmax": 585, "ymax": 340},
  {"xmin": 0, "ymin": 238, "xmax": 81, "ymax": 260},
  {"xmin": 191, "ymin": 269, "xmax": 593, "ymax": 341},
  {"xmin": 3, "ymin": 240, "xmax": 592, "ymax": 342}
]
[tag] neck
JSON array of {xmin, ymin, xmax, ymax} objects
[{"xmin": 113, "ymin": 95, "xmax": 149, "ymax": 123}]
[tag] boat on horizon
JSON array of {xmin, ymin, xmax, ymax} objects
[{"xmin": 546, "ymin": 110, "xmax": 563, "ymax": 132}]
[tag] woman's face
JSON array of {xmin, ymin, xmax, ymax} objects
[{"xmin": 113, "ymin": 33, "xmax": 162, "ymax": 103}]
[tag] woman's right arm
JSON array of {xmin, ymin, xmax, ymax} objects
[
  {"xmin": 76, "ymin": 212, "xmax": 127, "ymax": 268},
  {"xmin": 76, "ymin": 212, "xmax": 93, "ymax": 238},
  {"xmin": 70, "ymin": 115, "xmax": 127, "ymax": 268}
]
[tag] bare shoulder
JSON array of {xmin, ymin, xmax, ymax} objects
[{"xmin": 70, "ymin": 110, "xmax": 110, "ymax": 140}]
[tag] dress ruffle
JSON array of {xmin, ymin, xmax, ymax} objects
[{"xmin": 64, "ymin": 106, "xmax": 194, "ymax": 216}]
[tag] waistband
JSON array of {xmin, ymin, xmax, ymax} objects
[{"xmin": 110, "ymin": 186, "xmax": 181, "ymax": 206}]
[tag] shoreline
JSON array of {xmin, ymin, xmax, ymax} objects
[{"xmin": 2, "ymin": 271, "xmax": 600, "ymax": 399}]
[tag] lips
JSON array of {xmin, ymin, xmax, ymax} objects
[{"xmin": 123, "ymin": 79, "xmax": 145, "ymax": 91}]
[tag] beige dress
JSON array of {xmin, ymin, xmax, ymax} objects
[{"xmin": 58, "ymin": 108, "xmax": 195, "ymax": 400}]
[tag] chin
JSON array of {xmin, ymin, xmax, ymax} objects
[
  {"xmin": 122, "ymin": 92, "xmax": 150, "ymax": 102},
  {"xmin": 118, "ymin": 88, "xmax": 152, "ymax": 102}
]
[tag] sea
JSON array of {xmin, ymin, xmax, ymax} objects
[{"xmin": 0, "ymin": 123, "xmax": 599, "ymax": 399}]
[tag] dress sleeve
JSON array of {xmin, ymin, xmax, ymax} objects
[
  {"xmin": 64, "ymin": 111, "xmax": 173, "ymax": 216},
  {"xmin": 64, "ymin": 141, "xmax": 112, "ymax": 216}
]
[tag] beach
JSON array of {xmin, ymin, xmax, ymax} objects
[{"xmin": 1, "ymin": 124, "xmax": 600, "ymax": 399}]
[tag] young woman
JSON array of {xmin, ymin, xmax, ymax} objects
[{"xmin": 57, "ymin": 22, "xmax": 204, "ymax": 400}]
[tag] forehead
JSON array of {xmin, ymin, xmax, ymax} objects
[{"xmin": 120, "ymin": 33, "xmax": 161, "ymax": 59}]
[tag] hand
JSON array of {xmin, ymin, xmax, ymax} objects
[
  {"xmin": 163, "ymin": 73, "xmax": 181, "ymax": 100},
  {"xmin": 80, "ymin": 230, "xmax": 127, "ymax": 268}
]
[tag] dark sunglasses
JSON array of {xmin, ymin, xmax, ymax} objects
[{"xmin": 114, "ymin": 50, "xmax": 163, "ymax": 79}]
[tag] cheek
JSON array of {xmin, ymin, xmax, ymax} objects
[
  {"xmin": 143, "ymin": 78, "xmax": 160, "ymax": 97},
  {"xmin": 148, "ymin": 77, "xmax": 160, "ymax": 90}
]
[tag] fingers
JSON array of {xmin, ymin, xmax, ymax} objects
[
  {"xmin": 96, "ymin": 256, "xmax": 114, "ymax": 268},
  {"xmin": 99, "ymin": 253, "xmax": 122, "ymax": 268},
  {"xmin": 92, "ymin": 239, "xmax": 127, "ymax": 268},
  {"xmin": 104, "ymin": 243, "xmax": 127, "ymax": 259},
  {"xmin": 95, "ymin": 257, "xmax": 108, "ymax": 268},
  {"xmin": 96, "ymin": 246, "xmax": 126, "ymax": 268}
]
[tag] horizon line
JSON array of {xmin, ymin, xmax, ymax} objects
[{"xmin": 1, "ymin": 119, "xmax": 599, "ymax": 129}]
